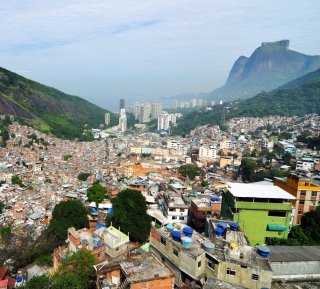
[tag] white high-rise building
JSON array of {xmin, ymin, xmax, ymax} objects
[
  {"xmin": 157, "ymin": 111, "xmax": 170, "ymax": 132},
  {"xmin": 211, "ymin": 101, "xmax": 215, "ymax": 106},
  {"xmin": 104, "ymin": 113, "xmax": 110, "ymax": 125},
  {"xmin": 119, "ymin": 109, "xmax": 127, "ymax": 133},
  {"xmin": 173, "ymin": 100, "xmax": 178, "ymax": 109},
  {"xmin": 151, "ymin": 103, "xmax": 162, "ymax": 119},
  {"xmin": 139, "ymin": 103, "xmax": 151, "ymax": 123},
  {"xmin": 180, "ymin": 102, "xmax": 185, "ymax": 108}
]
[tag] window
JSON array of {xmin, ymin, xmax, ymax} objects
[
  {"xmin": 208, "ymin": 260, "xmax": 215, "ymax": 270},
  {"xmin": 169, "ymin": 208, "xmax": 175, "ymax": 212},
  {"xmin": 310, "ymin": 201, "xmax": 316, "ymax": 206},
  {"xmin": 172, "ymin": 216, "xmax": 176, "ymax": 220},
  {"xmin": 180, "ymin": 217, "xmax": 184, "ymax": 220},
  {"xmin": 173, "ymin": 248, "xmax": 178, "ymax": 257},
  {"xmin": 202, "ymin": 212, "xmax": 206, "ymax": 216},
  {"xmin": 299, "ymin": 200, "xmax": 305, "ymax": 205},
  {"xmin": 227, "ymin": 268, "xmax": 236, "ymax": 276},
  {"xmin": 298, "ymin": 210, "xmax": 303, "ymax": 215},
  {"xmin": 198, "ymin": 261, "xmax": 201, "ymax": 268},
  {"xmin": 160, "ymin": 236, "xmax": 166, "ymax": 246},
  {"xmin": 312, "ymin": 191, "xmax": 318, "ymax": 197},
  {"xmin": 116, "ymin": 247, "xmax": 119, "ymax": 251},
  {"xmin": 252, "ymin": 274, "xmax": 259, "ymax": 281},
  {"xmin": 268, "ymin": 211, "xmax": 286, "ymax": 217},
  {"xmin": 300, "ymin": 191, "xmax": 306, "ymax": 196}
]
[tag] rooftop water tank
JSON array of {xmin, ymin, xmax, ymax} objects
[
  {"xmin": 218, "ymin": 222, "xmax": 227, "ymax": 230},
  {"xmin": 93, "ymin": 237, "xmax": 100, "ymax": 243},
  {"xmin": 229, "ymin": 222, "xmax": 239, "ymax": 231},
  {"xmin": 181, "ymin": 236, "xmax": 192, "ymax": 248},
  {"xmin": 98, "ymin": 242, "xmax": 103, "ymax": 247},
  {"xmin": 183, "ymin": 227, "xmax": 194, "ymax": 237},
  {"xmin": 193, "ymin": 192, "xmax": 198, "ymax": 197},
  {"xmin": 257, "ymin": 245, "xmax": 270, "ymax": 258},
  {"xmin": 16, "ymin": 276, "xmax": 23, "ymax": 283},
  {"xmin": 166, "ymin": 224, "xmax": 174, "ymax": 232},
  {"xmin": 172, "ymin": 231, "xmax": 181, "ymax": 242},
  {"xmin": 81, "ymin": 239, "xmax": 88, "ymax": 243},
  {"xmin": 210, "ymin": 197, "xmax": 216, "ymax": 202},
  {"xmin": 62, "ymin": 255, "xmax": 67, "ymax": 260},
  {"xmin": 93, "ymin": 246, "xmax": 98, "ymax": 250},
  {"xmin": 101, "ymin": 279, "xmax": 110, "ymax": 289},
  {"xmin": 202, "ymin": 241, "xmax": 215, "ymax": 253},
  {"xmin": 215, "ymin": 227, "xmax": 225, "ymax": 237}
]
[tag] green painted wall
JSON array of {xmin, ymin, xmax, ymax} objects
[{"xmin": 221, "ymin": 192, "xmax": 292, "ymax": 245}]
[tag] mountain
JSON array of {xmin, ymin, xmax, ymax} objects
[
  {"xmin": 0, "ymin": 67, "xmax": 116, "ymax": 139},
  {"xmin": 207, "ymin": 40, "xmax": 320, "ymax": 102},
  {"xmin": 172, "ymin": 68, "xmax": 320, "ymax": 136}
]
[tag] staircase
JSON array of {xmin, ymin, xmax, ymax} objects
[{"xmin": 117, "ymin": 278, "xmax": 129, "ymax": 289}]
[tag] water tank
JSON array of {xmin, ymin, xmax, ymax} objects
[
  {"xmin": 81, "ymin": 239, "xmax": 88, "ymax": 243},
  {"xmin": 193, "ymin": 192, "xmax": 198, "ymax": 197},
  {"xmin": 202, "ymin": 241, "xmax": 215, "ymax": 253},
  {"xmin": 218, "ymin": 222, "xmax": 227, "ymax": 230},
  {"xmin": 229, "ymin": 222, "xmax": 239, "ymax": 231},
  {"xmin": 257, "ymin": 245, "xmax": 271, "ymax": 257},
  {"xmin": 98, "ymin": 242, "xmax": 103, "ymax": 247},
  {"xmin": 181, "ymin": 236, "xmax": 192, "ymax": 247},
  {"xmin": 93, "ymin": 246, "xmax": 98, "ymax": 250},
  {"xmin": 215, "ymin": 227, "xmax": 225, "ymax": 237},
  {"xmin": 93, "ymin": 237, "xmax": 100, "ymax": 243},
  {"xmin": 62, "ymin": 255, "xmax": 67, "ymax": 260},
  {"xmin": 166, "ymin": 224, "xmax": 174, "ymax": 232},
  {"xmin": 210, "ymin": 197, "xmax": 216, "ymax": 202},
  {"xmin": 16, "ymin": 276, "xmax": 23, "ymax": 283},
  {"xmin": 101, "ymin": 279, "xmax": 110, "ymax": 289},
  {"xmin": 183, "ymin": 227, "xmax": 194, "ymax": 237},
  {"xmin": 172, "ymin": 231, "xmax": 181, "ymax": 241}
]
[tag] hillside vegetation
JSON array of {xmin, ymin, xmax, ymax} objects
[
  {"xmin": 172, "ymin": 78, "xmax": 320, "ymax": 136},
  {"xmin": 0, "ymin": 67, "xmax": 117, "ymax": 139}
]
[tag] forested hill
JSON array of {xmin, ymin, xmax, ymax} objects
[
  {"xmin": 0, "ymin": 67, "xmax": 117, "ymax": 139},
  {"xmin": 172, "ymin": 79, "xmax": 320, "ymax": 136}
]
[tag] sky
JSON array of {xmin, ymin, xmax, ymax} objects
[{"xmin": 1, "ymin": 1, "xmax": 320, "ymax": 112}]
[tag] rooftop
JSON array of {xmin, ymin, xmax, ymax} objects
[
  {"xmin": 226, "ymin": 182, "xmax": 295, "ymax": 200},
  {"xmin": 268, "ymin": 246, "xmax": 320, "ymax": 262}
]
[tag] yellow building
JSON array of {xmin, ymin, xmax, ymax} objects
[
  {"xmin": 130, "ymin": 147, "xmax": 142, "ymax": 154},
  {"xmin": 219, "ymin": 156, "xmax": 233, "ymax": 168},
  {"xmin": 274, "ymin": 172, "xmax": 320, "ymax": 225},
  {"xmin": 124, "ymin": 165, "xmax": 133, "ymax": 177}
]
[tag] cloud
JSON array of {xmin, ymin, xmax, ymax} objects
[{"xmin": 112, "ymin": 20, "xmax": 161, "ymax": 35}]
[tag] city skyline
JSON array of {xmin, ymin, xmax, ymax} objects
[{"xmin": 1, "ymin": 1, "xmax": 319, "ymax": 112}]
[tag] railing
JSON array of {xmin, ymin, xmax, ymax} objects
[{"xmin": 117, "ymin": 278, "xmax": 129, "ymax": 289}]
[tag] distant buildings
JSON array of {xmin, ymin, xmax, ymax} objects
[
  {"xmin": 104, "ymin": 113, "xmax": 110, "ymax": 125},
  {"xmin": 118, "ymin": 109, "xmax": 127, "ymax": 133},
  {"xmin": 173, "ymin": 100, "xmax": 178, "ymax": 109},
  {"xmin": 119, "ymin": 98, "xmax": 125, "ymax": 111},
  {"xmin": 157, "ymin": 111, "xmax": 170, "ymax": 133}
]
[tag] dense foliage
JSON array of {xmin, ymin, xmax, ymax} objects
[
  {"xmin": 178, "ymin": 164, "xmax": 206, "ymax": 180},
  {"xmin": 87, "ymin": 183, "xmax": 106, "ymax": 205},
  {"xmin": 0, "ymin": 200, "xmax": 4, "ymax": 213},
  {"xmin": 50, "ymin": 200, "xmax": 89, "ymax": 240},
  {"xmin": 106, "ymin": 189, "xmax": 152, "ymax": 243},
  {"xmin": 78, "ymin": 172, "xmax": 91, "ymax": 181},
  {"xmin": 0, "ymin": 67, "xmax": 117, "ymax": 140}
]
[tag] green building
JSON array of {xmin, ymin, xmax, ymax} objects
[{"xmin": 221, "ymin": 182, "xmax": 295, "ymax": 245}]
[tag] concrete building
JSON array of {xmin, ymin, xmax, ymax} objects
[
  {"xmin": 274, "ymin": 173, "xmax": 320, "ymax": 225},
  {"xmin": 157, "ymin": 112, "xmax": 170, "ymax": 133},
  {"xmin": 105, "ymin": 113, "xmax": 110, "ymax": 125},
  {"xmin": 173, "ymin": 100, "xmax": 178, "ymax": 109},
  {"xmin": 199, "ymin": 145, "xmax": 217, "ymax": 160},
  {"xmin": 119, "ymin": 109, "xmax": 127, "ymax": 133},
  {"xmin": 221, "ymin": 183, "xmax": 295, "ymax": 245},
  {"xmin": 162, "ymin": 192, "xmax": 189, "ymax": 224},
  {"xmin": 151, "ymin": 102, "xmax": 162, "ymax": 119},
  {"xmin": 139, "ymin": 103, "xmax": 151, "ymax": 123}
]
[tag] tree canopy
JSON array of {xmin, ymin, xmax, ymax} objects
[
  {"xmin": 0, "ymin": 200, "xmax": 4, "ymax": 213},
  {"xmin": 87, "ymin": 183, "xmax": 106, "ymax": 205},
  {"xmin": 78, "ymin": 172, "xmax": 91, "ymax": 181},
  {"xmin": 50, "ymin": 200, "xmax": 89, "ymax": 240},
  {"xmin": 178, "ymin": 164, "xmax": 206, "ymax": 180},
  {"xmin": 106, "ymin": 189, "xmax": 151, "ymax": 243},
  {"xmin": 241, "ymin": 158, "xmax": 257, "ymax": 183}
]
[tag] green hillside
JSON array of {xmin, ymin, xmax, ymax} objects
[
  {"xmin": 172, "ymin": 79, "xmax": 320, "ymax": 136},
  {"xmin": 0, "ymin": 67, "xmax": 117, "ymax": 139}
]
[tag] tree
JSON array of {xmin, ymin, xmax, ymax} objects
[
  {"xmin": 106, "ymin": 189, "xmax": 151, "ymax": 243},
  {"xmin": 64, "ymin": 154, "xmax": 72, "ymax": 161},
  {"xmin": 78, "ymin": 172, "xmax": 91, "ymax": 181},
  {"xmin": 0, "ymin": 200, "xmax": 4, "ymax": 213},
  {"xmin": 178, "ymin": 164, "xmax": 206, "ymax": 180},
  {"xmin": 53, "ymin": 250, "xmax": 96, "ymax": 289},
  {"xmin": 50, "ymin": 200, "xmax": 89, "ymax": 240},
  {"xmin": 87, "ymin": 183, "xmax": 106, "ymax": 205},
  {"xmin": 241, "ymin": 158, "xmax": 257, "ymax": 183},
  {"xmin": 300, "ymin": 206, "xmax": 320, "ymax": 244},
  {"xmin": 282, "ymin": 152, "xmax": 293, "ymax": 166},
  {"xmin": 20, "ymin": 275, "xmax": 52, "ymax": 289},
  {"xmin": 201, "ymin": 180, "xmax": 209, "ymax": 187}
]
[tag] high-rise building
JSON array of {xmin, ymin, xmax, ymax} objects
[
  {"xmin": 211, "ymin": 101, "xmax": 215, "ymax": 106},
  {"xmin": 120, "ymin": 99, "xmax": 125, "ymax": 111},
  {"xmin": 157, "ymin": 111, "xmax": 170, "ymax": 133},
  {"xmin": 138, "ymin": 103, "xmax": 151, "ymax": 123},
  {"xmin": 104, "ymin": 113, "xmax": 110, "ymax": 125},
  {"xmin": 151, "ymin": 103, "xmax": 162, "ymax": 119},
  {"xmin": 119, "ymin": 109, "xmax": 127, "ymax": 133},
  {"xmin": 173, "ymin": 100, "xmax": 178, "ymax": 109}
]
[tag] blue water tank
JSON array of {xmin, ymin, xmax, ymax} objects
[
  {"xmin": 16, "ymin": 276, "xmax": 23, "ymax": 282},
  {"xmin": 166, "ymin": 224, "xmax": 174, "ymax": 232},
  {"xmin": 183, "ymin": 227, "xmax": 194, "ymax": 237},
  {"xmin": 215, "ymin": 227, "xmax": 225, "ymax": 236},
  {"xmin": 82, "ymin": 239, "xmax": 88, "ymax": 243},
  {"xmin": 62, "ymin": 255, "xmax": 67, "ymax": 260},
  {"xmin": 93, "ymin": 246, "xmax": 98, "ymax": 250},
  {"xmin": 181, "ymin": 236, "xmax": 192, "ymax": 247},
  {"xmin": 229, "ymin": 222, "xmax": 239, "ymax": 231},
  {"xmin": 193, "ymin": 192, "xmax": 198, "ymax": 196},
  {"xmin": 98, "ymin": 242, "xmax": 103, "ymax": 247},
  {"xmin": 93, "ymin": 237, "xmax": 100, "ymax": 242},
  {"xmin": 210, "ymin": 197, "xmax": 216, "ymax": 202},
  {"xmin": 218, "ymin": 222, "xmax": 227, "ymax": 230},
  {"xmin": 172, "ymin": 231, "xmax": 181, "ymax": 241},
  {"xmin": 257, "ymin": 245, "xmax": 271, "ymax": 257}
]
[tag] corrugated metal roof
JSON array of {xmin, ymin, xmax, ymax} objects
[{"xmin": 269, "ymin": 246, "xmax": 320, "ymax": 262}]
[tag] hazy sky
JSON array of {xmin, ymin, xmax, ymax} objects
[{"xmin": 1, "ymin": 1, "xmax": 319, "ymax": 112}]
